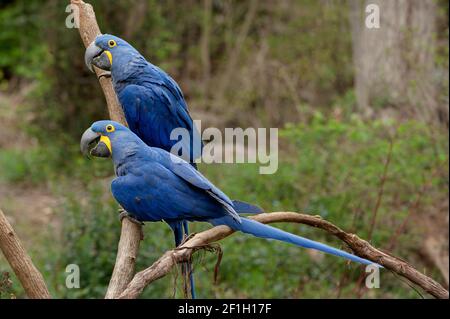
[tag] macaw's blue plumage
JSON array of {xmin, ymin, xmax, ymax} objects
[
  {"xmin": 86, "ymin": 34, "xmax": 203, "ymax": 297},
  {"xmin": 90, "ymin": 34, "xmax": 202, "ymax": 165},
  {"xmin": 84, "ymin": 121, "xmax": 379, "ymax": 270}
]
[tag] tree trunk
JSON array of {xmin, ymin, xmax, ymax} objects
[{"xmin": 350, "ymin": 0, "xmax": 445, "ymax": 124}]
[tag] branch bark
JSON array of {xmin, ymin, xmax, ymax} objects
[
  {"xmin": 119, "ymin": 212, "xmax": 449, "ymax": 299},
  {"xmin": 0, "ymin": 208, "xmax": 51, "ymax": 299},
  {"xmin": 70, "ymin": 0, "xmax": 142, "ymax": 299}
]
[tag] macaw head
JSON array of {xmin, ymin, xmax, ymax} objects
[
  {"xmin": 84, "ymin": 34, "xmax": 142, "ymax": 75},
  {"xmin": 80, "ymin": 120, "xmax": 141, "ymax": 159}
]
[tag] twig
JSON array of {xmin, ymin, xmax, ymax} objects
[
  {"xmin": 118, "ymin": 212, "xmax": 449, "ymax": 299},
  {"xmin": 357, "ymin": 134, "xmax": 394, "ymax": 297},
  {"xmin": 0, "ymin": 208, "xmax": 51, "ymax": 299},
  {"xmin": 70, "ymin": 0, "xmax": 142, "ymax": 299},
  {"xmin": 367, "ymin": 137, "xmax": 394, "ymax": 241}
]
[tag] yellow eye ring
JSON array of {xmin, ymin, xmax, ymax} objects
[
  {"xmin": 108, "ymin": 40, "xmax": 116, "ymax": 48},
  {"xmin": 106, "ymin": 124, "xmax": 115, "ymax": 133}
]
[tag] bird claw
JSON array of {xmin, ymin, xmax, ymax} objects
[
  {"xmin": 180, "ymin": 232, "xmax": 197, "ymax": 246},
  {"xmin": 118, "ymin": 209, "xmax": 145, "ymax": 240},
  {"xmin": 118, "ymin": 209, "xmax": 144, "ymax": 226},
  {"xmin": 97, "ymin": 71, "xmax": 111, "ymax": 80}
]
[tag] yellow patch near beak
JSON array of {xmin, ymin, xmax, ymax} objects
[
  {"xmin": 100, "ymin": 135, "xmax": 112, "ymax": 154},
  {"xmin": 104, "ymin": 50, "xmax": 113, "ymax": 65}
]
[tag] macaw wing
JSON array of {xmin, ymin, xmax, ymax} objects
[
  {"xmin": 158, "ymin": 150, "xmax": 241, "ymax": 222},
  {"xmin": 146, "ymin": 63, "xmax": 187, "ymax": 110},
  {"xmin": 111, "ymin": 160, "xmax": 239, "ymax": 222},
  {"xmin": 110, "ymin": 173, "xmax": 158, "ymax": 221},
  {"xmin": 118, "ymin": 84, "xmax": 202, "ymax": 162}
]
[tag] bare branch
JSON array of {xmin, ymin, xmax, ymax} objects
[
  {"xmin": 119, "ymin": 212, "xmax": 449, "ymax": 299},
  {"xmin": 0, "ymin": 208, "xmax": 51, "ymax": 299},
  {"xmin": 70, "ymin": 0, "xmax": 142, "ymax": 299},
  {"xmin": 105, "ymin": 221, "xmax": 142, "ymax": 298}
]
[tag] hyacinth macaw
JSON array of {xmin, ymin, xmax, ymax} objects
[
  {"xmin": 84, "ymin": 34, "xmax": 201, "ymax": 165},
  {"xmin": 84, "ymin": 34, "xmax": 202, "ymax": 297},
  {"xmin": 80, "ymin": 121, "xmax": 378, "ymax": 290}
]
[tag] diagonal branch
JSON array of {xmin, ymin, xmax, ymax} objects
[
  {"xmin": 119, "ymin": 212, "xmax": 449, "ymax": 299},
  {"xmin": 0, "ymin": 208, "xmax": 51, "ymax": 299},
  {"xmin": 70, "ymin": 0, "xmax": 142, "ymax": 299}
]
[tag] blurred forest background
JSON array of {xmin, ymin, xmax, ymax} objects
[{"xmin": 0, "ymin": 0, "xmax": 448, "ymax": 298}]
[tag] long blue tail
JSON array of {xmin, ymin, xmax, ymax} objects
[{"xmin": 211, "ymin": 216, "xmax": 377, "ymax": 266}]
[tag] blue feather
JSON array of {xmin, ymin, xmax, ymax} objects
[
  {"xmin": 232, "ymin": 200, "xmax": 264, "ymax": 215},
  {"xmin": 210, "ymin": 216, "xmax": 377, "ymax": 266}
]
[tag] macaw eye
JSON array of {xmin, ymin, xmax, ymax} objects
[
  {"xmin": 106, "ymin": 124, "xmax": 115, "ymax": 132},
  {"xmin": 108, "ymin": 40, "xmax": 116, "ymax": 48}
]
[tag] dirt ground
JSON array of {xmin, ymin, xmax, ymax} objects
[{"xmin": 0, "ymin": 89, "xmax": 61, "ymax": 251}]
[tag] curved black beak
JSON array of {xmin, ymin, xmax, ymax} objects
[
  {"xmin": 85, "ymin": 41, "xmax": 112, "ymax": 72},
  {"xmin": 80, "ymin": 127, "xmax": 111, "ymax": 158}
]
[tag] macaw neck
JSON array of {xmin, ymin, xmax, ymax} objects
[
  {"xmin": 111, "ymin": 53, "xmax": 147, "ymax": 93},
  {"xmin": 111, "ymin": 137, "xmax": 146, "ymax": 176}
]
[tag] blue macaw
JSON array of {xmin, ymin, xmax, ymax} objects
[
  {"xmin": 84, "ymin": 34, "xmax": 201, "ymax": 165},
  {"xmin": 80, "ymin": 121, "xmax": 378, "ymax": 290},
  {"xmin": 84, "ymin": 34, "xmax": 202, "ymax": 297}
]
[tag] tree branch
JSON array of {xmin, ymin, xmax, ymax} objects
[
  {"xmin": 0, "ymin": 208, "xmax": 51, "ymax": 299},
  {"xmin": 119, "ymin": 212, "xmax": 449, "ymax": 299},
  {"xmin": 70, "ymin": 0, "xmax": 142, "ymax": 299}
]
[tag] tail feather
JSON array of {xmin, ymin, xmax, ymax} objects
[
  {"xmin": 232, "ymin": 200, "xmax": 264, "ymax": 215},
  {"xmin": 215, "ymin": 216, "xmax": 378, "ymax": 266}
]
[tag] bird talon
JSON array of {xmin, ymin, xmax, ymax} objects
[
  {"xmin": 118, "ymin": 210, "xmax": 145, "ymax": 240},
  {"xmin": 118, "ymin": 209, "xmax": 144, "ymax": 226},
  {"xmin": 97, "ymin": 71, "xmax": 111, "ymax": 80},
  {"xmin": 181, "ymin": 232, "xmax": 197, "ymax": 246}
]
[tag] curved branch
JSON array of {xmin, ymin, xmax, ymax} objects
[
  {"xmin": 70, "ymin": 0, "xmax": 142, "ymax": 299},
  {"xmin": 0, "ymin": 208, "xmax": 51, "ymax": 299},
  {"xmin": 118, "ymin": 212, "xmax": 449, "ymax": 299}
]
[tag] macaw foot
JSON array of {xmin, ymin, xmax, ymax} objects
[
  {"xmin": 118, "ymin": 209, "xmax": 144, "ymax": 225},
  {"xmin": 97, "ymin": 71, "xmax": 111, "ymax": 80},
  {"xmin": 180, "ymin": 232, "xmax": 197, "ymax": 246},
  {"xmin": 118, "ymin": 208, "xmax": 145, "ymax": 240}
]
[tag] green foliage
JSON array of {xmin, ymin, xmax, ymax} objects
[
  {"xmin": 54, "ymin": 184, "xmax": 121, "ymax": 298},
  {"xmin": 0, "ymin": 147, "xmax": 59, "ymax": 184},
  {"xmin": 267, "ymin": 0, "xmax": 353, "ymax": 99},
  {"xmin": 0, "ymin": 271, "xmax": 15, "ymax": 298},
  {"xmin": 0, "ymin": 0, "xmax": 49, "ymax": 82}
]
